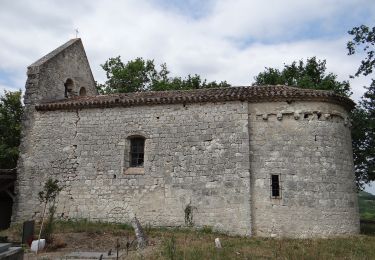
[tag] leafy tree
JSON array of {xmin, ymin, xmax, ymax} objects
[
  {"xmin": 347, "ymin": 25, "xmax": 375, "ymax": 188},
  {"xmin": 0, "ymin": 90, "xmax": 23, "ymax": 169},
  {"xmin": 97, "ymin": 57, "xmax": 158, "ymax": 94},
  {"xmin": 351, "ymin": 107, "xmax": 370, "ymax": 187},
  {"xmin": 253, "ymin": 57, "xmax": 352, "ymax": 97},
  {"xmin": 347, "ymin": 25, "xmax": 375, "ymax": 77},
  {"xmin": 97, "ymin": 56, "xmax": 230, "ymax": 94}
]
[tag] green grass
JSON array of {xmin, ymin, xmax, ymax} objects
[
  {"xmin": 157, "ymin": 234, "xmax": 375, "ymax": 260},
  {"xmin": 53, "ymin": 219, "xmax": 132, "ymax": 234},
  {"xmin": 2, "ymin": 220, "xmax": 375, "ymax": 259},
  {"xmin": 0, "ymin": 219, "xmax": 133, "ymax": 242},
  {"xmin": 358, "ymin": 191, "xmax": 375, "ymax": 221}
]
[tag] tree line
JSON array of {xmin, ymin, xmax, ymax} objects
[
  {"xmin": 96, "ymin": 57, "xmax": 230, "ymax": 94},
  {"xmin": 1, "ymin": 25, "xmax": 373, "ymax": 189}
]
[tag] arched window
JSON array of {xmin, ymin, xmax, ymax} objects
[
  {"xmin": 64, "ymin": 78, "xmax": 74, "ymax": 98},
  {"xmin": 130, "ymin": 137, "xmax": 145, "ymax": 167},
  {"xmin": 79, "ymin": 87, "xmax": 87, "ymax": 96}
]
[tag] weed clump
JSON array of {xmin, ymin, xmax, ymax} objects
[{"xmin": 184, "ymin": 202, "xmax": 196, "ymax": 227}]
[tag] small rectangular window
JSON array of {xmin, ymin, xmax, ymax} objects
[
  {"xmin": 130, "ymin": 138, "xmax": 145, "ymax": 167},
  {"xmin": 271, "ymin": 174, "xmax": 281, "ymax": 198}
]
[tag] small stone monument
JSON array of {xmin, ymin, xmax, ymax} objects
[
  {"xmin": 22, "ymin": 220, "xmax": 35, "ymax": 246},
  {"xmin": 131, "ymin": 217, "xmax": 148, "ymax": 249},
  {"xmin": 215, "ymin": 238, "xmax": 222, "ymax": 249}
]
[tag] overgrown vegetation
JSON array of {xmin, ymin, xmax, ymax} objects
[{"xmin": 184, "ymin": 202, "xmax": 196, "ymax": 227}]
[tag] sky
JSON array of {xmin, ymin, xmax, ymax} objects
[{"xmin": 0, "ymin": 0, "xmax": 374, "ymax": 193}]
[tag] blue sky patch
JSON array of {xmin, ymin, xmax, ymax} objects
[{"xmin": 152, "ymin": 0, "xmax": 214, "ymax": 19}]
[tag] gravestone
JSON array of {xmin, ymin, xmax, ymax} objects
[{"xmin": 22, "ymin": 220, "xmax": 34, "ymax": 245}]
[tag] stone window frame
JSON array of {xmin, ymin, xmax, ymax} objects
[
  {"xmin": 123, "ymin": 133, "xmax": 148, "ymax": 175},
  {"xmin": 270, "ymin": 174, "xmax": 282, "ymax": 199}
]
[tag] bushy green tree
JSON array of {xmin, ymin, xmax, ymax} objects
[
  {"xmin": 97, "ymin": 57, "xmax": 158, "ymax": 93},
  {"xmin": 97, "ymin": 57, "xmax": 230, "ymax": 94},
  {"xmin": 0, "ymin": 90, "xmax": 23, "ymax": 169},
  {"xmin": 253, "ymin": 57, "xmax": 351, "ymax": 97},
  {"xmin": 347, "ymin": 25, "xmax": 375, "ymax": 188}
]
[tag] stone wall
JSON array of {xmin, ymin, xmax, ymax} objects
[
  {"xmin": 14, "ymin": 97, "xmax": 360, "ymax": 237},
  {"xmin": 248, "ymin": 101, "xmax": 360, "ymax": 237},
  {"xmin": 14, "ymin": 101, "xmax": 252, "ymax": 236},
  {"xmin": 24, "ymin": 39, "xmax": 97, "ymax": 105}
]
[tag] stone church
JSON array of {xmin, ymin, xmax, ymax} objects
[{"xmin": 13, "ymin": 39, "xmax": 360, "ymax": 237}]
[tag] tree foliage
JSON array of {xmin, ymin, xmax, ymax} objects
[
  {"xmin": 253, "ymin": 57, "xmax": 352, "ymax": 97},
  {"xmin": 0, "ymin": 90, "xmax": 23, "ymax": 169},
  {"xmin": 347, "ymin": 25, "xmax": 375, "ymax": 77},
  {"xmin": 347, "ymin": 25, "xmax": 375, "ymax": 189},
  {"xmin": 97, "ymin": 57, "xmax": 230, "ymax": 94}
]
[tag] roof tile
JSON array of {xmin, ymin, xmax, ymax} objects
[{"xmin": 35, "ymin": 85, "xmax": 355, "ymax": 111}]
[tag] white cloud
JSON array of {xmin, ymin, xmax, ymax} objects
[
  {"xmin": 201, "ymin": 0, "xmax": 374, "ymax": 40},
  {"xmin": 0, "ymin": 0, "xmax": 374, "ymax": 103},
  {"xmin": 364, "ymin": 182, "xmax": 375, "ymax": 195},
  {"xmin": 0, "ymin": 83, "xmax": 19, "ymax": 94}
]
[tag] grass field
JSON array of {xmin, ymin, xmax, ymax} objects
[{"xmin": 358, "ymin": 190, "xmax": 375, "ymax": 221}]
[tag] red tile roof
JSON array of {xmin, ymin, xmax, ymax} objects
[{"xmin": 35, "ymin": 85, "xmax": 355, "ymax": 111}]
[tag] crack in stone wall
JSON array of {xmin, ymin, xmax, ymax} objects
[{"xmin": 14, "ymin": 99, "xmax": 359, "ymax": 237}]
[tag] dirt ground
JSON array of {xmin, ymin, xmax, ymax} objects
[{"xmin": 23, "ymin": 231, "xmax": 161, "ymax": 259}]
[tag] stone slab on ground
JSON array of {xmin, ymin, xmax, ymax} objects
[
  {"xmin": 0, "ymin": 246, "xmax": 23, "ymax": 260},
  {"xmin": 0, "ymin": 244, "xmax": 11, "ymax": 254}
]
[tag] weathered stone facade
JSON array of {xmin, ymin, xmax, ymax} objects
[
  {"xmin": 13, "ymin": 39, "xmax": 360, "ymax": 237},
  {"xmin": 249, "ymin": 102, "xmax": 359, "ymax": 237}
]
